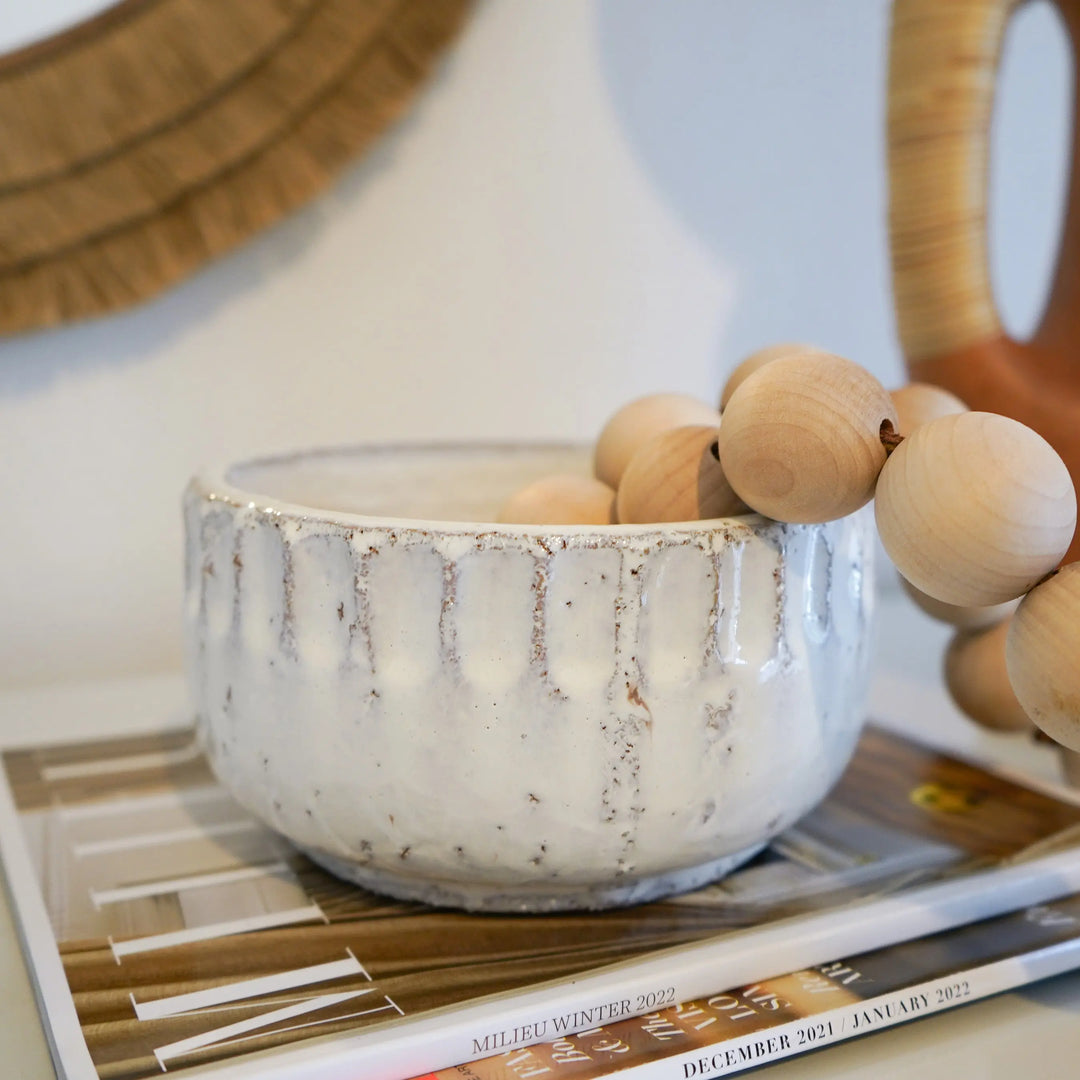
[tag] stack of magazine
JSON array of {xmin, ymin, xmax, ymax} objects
[{"xmin": 3, "ymin": 720, "xmax": 1080, "ymax": 1080}]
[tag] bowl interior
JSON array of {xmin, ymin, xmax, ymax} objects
[{"xmin": 227, "ymin": 444, "xmax": 601, "ymax": 524}]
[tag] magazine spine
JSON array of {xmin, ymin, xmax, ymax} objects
[
  {"xmin": 351, "ymin": 854, "xmax": 1080, "ymax": 1080},
  {"xmin": 559, "ymin": 940, "xmax": 1080, "ymax": 1080}
]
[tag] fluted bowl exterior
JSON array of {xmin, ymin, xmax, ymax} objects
[{"xmin": 184, "ymin": 444, "xmax": 875, "ymax": 910}]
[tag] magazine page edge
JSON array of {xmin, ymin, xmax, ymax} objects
[{"xmin": 0, "ymin": 757, "xmax": 101, "ymax": 1080}]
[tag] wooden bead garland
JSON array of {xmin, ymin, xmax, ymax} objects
[
  {"xmin": 1006, "ymin": 564, "xmax": 1080, "ymax": 752},
  {"xmin": 594, "ymin": 393, "xmax": 721, "ymax": 489},
  {"xmin": 875, "ymin": 412, "xmax": 1076, "ymax": 608},
  {"xmin": 900, "ymin": 575, "xmax": 1019, "ymax": 631},
  {"xmin": 616, "ymin": 425, "xmax": 747, "ymax": 524},
  {"xmin": 719, "ymin": 343, "xmax": 822, "ymax": 412},
  {"xmin": 889, "ymin": 382, "xmax": 967, "ymax": 436},
  {"xmin": 495, "ymin": 342, "xmax": 1080, "ymax": 771},
  {"xmin": 497, "ymin": 475, "xmax": 615, "ymax": 525},
  {"xmin": 944, "ymin": 619, "xmax": 1033, "ymax": 734},
  {"xmin": 716, "ymin": 351, "xmax": 898, "ymax": 524}
]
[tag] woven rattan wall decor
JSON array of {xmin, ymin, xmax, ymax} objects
[{"xmin": 0, "ymin": 0, "xmax": 474, "ymax": 335}]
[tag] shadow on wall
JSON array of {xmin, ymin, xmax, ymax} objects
[
  {"xmin": 594, "ymin": 0, "xmax": 901, "ymax": 380},
  {"xmin": 0, "ymin": 198, "xmax": 320, "ymax": 398}
]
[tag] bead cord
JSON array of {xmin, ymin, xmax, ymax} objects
[{"xmin": 879, "ymin": 421, "xmax": 904, "ymax": 456}]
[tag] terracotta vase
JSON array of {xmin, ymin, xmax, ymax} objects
[{"xmin": 889, "ymin": 0, "xmax": 1080, "ymax": 561}]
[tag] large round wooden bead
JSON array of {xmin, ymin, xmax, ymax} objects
[
  {"xmin": 945, "ymin": 620, "xmax": 1032, "ymax": 733},
  {"xmin": 616, "ymin": 425, "xmax": 747, "ymax": 524},
  {"xmin": 715, "ymin": 351, "xmax": 897, "ymax": 523},
  {"xmin": 875, "ymin": 412, "xmax": 1077, "ymax": 607},
  {"xmin": 900, "ymin": 575, "xmax": 1019, "ymax": 630},
  {"xmin": 1006, "ymin": 563, "xmax": 1080, "ymax": 751},
  {"xmin": 595, "ymin": 394, "xmax": 721, "ymax": 489},
  {"xmin": 497, "ymin": 475, "xmax": 615, "ymax": 525},
  {"xmin": 890, "ymin": 382, "xmax": 967, "ymax": 436},
  {"xmin": 719, "ymin": 343, "xmax": 821, "ymax": 412}
]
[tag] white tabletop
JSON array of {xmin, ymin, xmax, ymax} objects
[{"xmin": 3, "ymin": 587, "xmax": 1080, "ymax": 1078}]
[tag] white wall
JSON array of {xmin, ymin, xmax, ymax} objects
[{"xmin": 0, "ymin": 0, "xmax": 1069, "ymax": 687}]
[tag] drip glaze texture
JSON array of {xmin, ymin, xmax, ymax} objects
[{"xmin": 184, "ymin": 445, "xmax": 875, "ymax": 911}]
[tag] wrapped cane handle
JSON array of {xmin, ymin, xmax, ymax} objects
[{"xmin": 889, "ymin": 0, "xmax": 1080, "ymax": 561}]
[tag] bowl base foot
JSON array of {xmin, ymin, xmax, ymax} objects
[{"xmin": 297, "ymin": 843, "xmax": 767, "ymax": 912}]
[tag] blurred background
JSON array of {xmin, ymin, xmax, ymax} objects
[{"xmin": 0, "ymin": 0, "xmax": 1072, "ymax": 688}]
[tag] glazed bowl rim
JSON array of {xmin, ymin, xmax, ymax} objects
[{"xmin": 191, "ymin": 439, "xmax": 773, "ymax": 538}]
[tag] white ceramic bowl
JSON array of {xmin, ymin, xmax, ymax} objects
[{"xmin": 184, "ymin": 444, "xmax": 875, "ymax": 911}]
